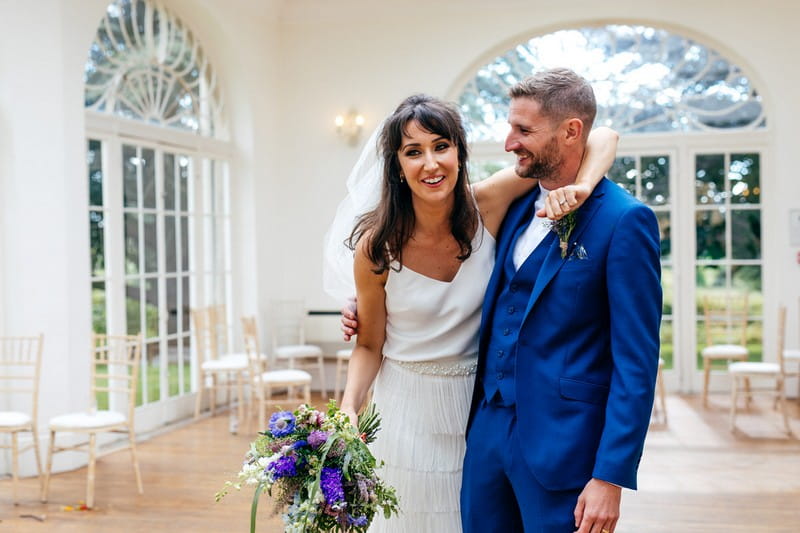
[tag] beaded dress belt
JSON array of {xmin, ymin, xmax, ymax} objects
[{"xmin": 390, "ymin": 354, "xmax": 478, "ymax": 376}]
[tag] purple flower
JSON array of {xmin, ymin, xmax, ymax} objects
[
  {"xmin": 320, "ymin": 467, "xmax": 344, "ymax": 504},
  {"xmin": 348, "ymin": 514, "xmax": 368, "ymax": 527},
  {"xmin": 268, "ymin": 455, "xmax": 297, "ymax": 479},
  {"xmin": 269, "ymin": 411, "xmax": 296, "ymax": 437},
  {"xmin": 292, "ymin": 440, "xmax": 308, "ymax": 450},
  {"xmin": 307, "ymin": 430, "xmax": 329, "ymax": 449}
]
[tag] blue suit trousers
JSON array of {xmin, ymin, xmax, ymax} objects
[{"xmin": 461, "ymin": 399, "xmax": 581, "ymax": 533}]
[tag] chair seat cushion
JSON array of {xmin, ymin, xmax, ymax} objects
[
  {"xmin": 702, "ymin": 344, "xmax": 748, "ymax": 358},
  {"xmin": 784, "ymin": 349, "xmax": 800, "ymax": 360},
  {"xmin": 275, "ymin": 345, "xmax": 323, "ymax": 359},
  {"xmin": 729, "ymin": 361, "xmax": 780, "ymax": 375},
  {"xmin": 49, "ymin": 410, "xmax": 127, "ymax": 430},
  {"xmin": 259, "ymin": 369, "xmax": 312, "ymax": 385},
  {"xmin": 336, "ymin": 349, "xmax": 352, "ymax": 358},
  {"xmin": 201, "ymin": 355, "xmax": 249, "ymax": 371},
  {"xmin": 0, "ymin": 411, "xmax": 31, "ymax": 428}
]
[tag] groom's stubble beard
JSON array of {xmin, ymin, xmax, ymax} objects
[{"xmin": 515, "ymin": 135, "xmax": 564, "ymax": 186}]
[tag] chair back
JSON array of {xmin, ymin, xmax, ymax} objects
[
  {"xmin": 269, "ymin": 299, "xmax": 308, "ymax": 349},
  {"xmin": 90, "ymin": 334, "xmax": 142, "ymax": 422},
  {"xmin": 208, "ymin": 304, "xmax": 230, "ymax": 356},
  {"xmin": 241, "ymin": 316, "xmax": 265, "ymax": 375},
  {"xmin": 0, "ymin": 334, "xmax": 43, "ymax": 421},
  {"xmin": 191, "ymin": 305, "xmax": 230, "ymax": 363},
  {"xmin": 702, "ymin": 292, "xmax": 749, "ymax": 347}
]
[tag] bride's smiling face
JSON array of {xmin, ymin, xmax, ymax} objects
[{"xmin": 396, "ymin": 120, "xmax": 459, "ymax": 205}]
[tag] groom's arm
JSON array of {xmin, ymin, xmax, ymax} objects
[
  {"xmin": 575, "ymin": 203, "xmax": 661, "ymax": 533},
  {"xmin": 595, "ymin": 202, "xmax": 663, "ymax": 487}
]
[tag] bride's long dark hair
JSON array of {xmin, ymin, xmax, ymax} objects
[{"xmin": 347, "ymin": 94, "xmax": 478, "ymax": 274}]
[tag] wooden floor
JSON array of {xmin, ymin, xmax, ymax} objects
[{"xmin": 2, "ymin": 393, "xmax": 800, "ymax": 532}]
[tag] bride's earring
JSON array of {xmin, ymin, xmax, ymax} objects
[{"xmin": 399, "ymin": 173, "xmax": 405, "ymax": 183}]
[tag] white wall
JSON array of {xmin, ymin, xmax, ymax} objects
[{"xmin": 0, "ymin": 0, "xmax": 108, "ymax": 474}]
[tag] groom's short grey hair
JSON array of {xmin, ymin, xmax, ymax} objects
[{"xmin": 509, "ymin": 67, "xmax": 596, "ymax": 138}]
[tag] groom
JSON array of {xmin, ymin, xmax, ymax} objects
[{"xmin": 460, "ymin": 68, "xmax": 662, "ymax": 532}]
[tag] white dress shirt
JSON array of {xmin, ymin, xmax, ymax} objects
[{"xmin": 512, "ymin": 185, "xmax": 552, "ymax": 270}]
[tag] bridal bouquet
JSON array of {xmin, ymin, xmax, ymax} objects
[{"xmin": 217, "ymin": 401, "xmax": 399, "ymax": 533}]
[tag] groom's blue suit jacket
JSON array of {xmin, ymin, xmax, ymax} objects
[{"xmin": 468, "ymin": 177, "xmax": 662, "ymax": 491}]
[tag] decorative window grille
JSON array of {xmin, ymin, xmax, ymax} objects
[
  {"xmin": 458, "ymin": 25, "xmax": 765, "ymax": 142},
  {"xmin": 85, "ymin": 0, "xmax": 224, "ymax": 137}
]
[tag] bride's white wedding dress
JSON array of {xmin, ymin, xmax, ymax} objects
[{"xmin": 368, "ymin": 224, "xmax": 495, "ymax": 533}]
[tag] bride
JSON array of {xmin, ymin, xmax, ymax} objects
[{"xmin": 326, "ymin": 93, "xmax": 616, "ymax": 532}]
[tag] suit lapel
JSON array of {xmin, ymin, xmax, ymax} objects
[{"xmin": 523, "ymin": 180, "xmax": 608, "ymax": 319}]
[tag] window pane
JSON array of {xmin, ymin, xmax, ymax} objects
[
  {"xmin": 641, "ymin": 155, "xmax": 669, "ymax": 205},
  {"xmin": 608, "ymin": 156, "xmax": 636, "ymax": 196},
  {"xmin": 695, "ymin": 265, "xmax": 726, "ymax": 313},
  {"xmin": 142, "ymin": 148, "xmax": 156, "ymax": 209},
  {"xmin": 146, "ymin": 342, "xmax": 160, "ymax": 403},
  {"xmin": 167, "ymin": 277, "xmax": 177, "ymax": 335},
  {"xmin": 662, "ymin": 265, "xmax": 673, "ymax": 316},
  {"xmin": 181, "ymin": 216, "xmax": 190, "ymax": 272},
  {"xmin": 657, "ymin": 212, "xmax": 671, "ymax": 260},
  {"xmin": 730, "ymin": 153, "xmax": 760, "ymax": 204},
  {"xmin": 126, "ymin": 279, "xmax": 141, "ymax": 335},
  {"xmin": 145, "ymin": 279, "xmax": 159, "ymax": 339},
  {"xmin": 124, "ymin": 213, "xmax": 139, "ymax": 275},
  {"xmin": 88, "ymin": 139, "xmax": 103, "ymax": 206},
  {"xmin": 163, "ymin": 153, "xmax": 176, "ymax": 211},
  {"xmin": 123, "ymin": 144, "xmax": 138, "ymax": 207},
  {"xmin": 168, "ymin": 337, "xmax": 179, "ymax": 397},
  {"xmin": 732, "ymin": 265, "xmax": 762, "ymax": 316},
  {"xmin": 660, "ymin": 320, "xmax": 673, "ymax": 369},
  {"xmin": 695, "ymin": 154, "xmax": 725, "ymax": 205},
  {"xmin": 165, "ymin": 215, "xmax": 177, "ymax": 272},
  {"xmin": 179, "ymin": 156, "xmax": 190, "ymax": 211},
  {"xmin": 144, "ymin": 214, "xmax": 158, "ymax": 273},
  {"xmin": 181, "ymin": 334, "xmax": 191, "ymax": 394},
  {"xmin": 92, "ymin": 281, "xmax": 106, "ymax": 334},
  {"xmin": 89, "ymin": 211, "xmax": 105, "ymax": 277},
  {"xmin": 181, "ymin": 276, "xmax": 191, "ymax": 333},
  {"xmin": 695, "ymin": 209, "xmax": 725, "ymax": 259},
  {"xmin": 731, "ymin": 210, "xmax": 761, "ymax": 259}
]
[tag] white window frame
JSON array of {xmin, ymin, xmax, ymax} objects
[{"xmin": 87, "ymin": 112, "xmax": 232, "ymax": 430}]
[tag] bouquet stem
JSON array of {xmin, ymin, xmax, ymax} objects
[{"xmin": 250, "ymin": 482, "xmax": 265, "ymax": 533}]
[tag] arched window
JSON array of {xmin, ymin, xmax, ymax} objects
[
  {"xmin": 86, "ymin": 0, "xmax": 231, "ymax": 426},
  {"xmin": 459, "ymin": 25, "xmax": 764, "ymax": 142},
  {"xmin": 457, "ymin": 24, "xmax": 766, "ymax": 391},
  {"xmin": 85, "ymin": 0, "xmax": 224, "ymax": 137}
]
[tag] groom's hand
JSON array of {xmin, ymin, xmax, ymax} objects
[
  {"xmin": 341, "ymin": 297, "xmax": 359, "ymax": 341},
  {"xmin": 573, "ymin": 477, "xmax": 621, "ymax": 533}
]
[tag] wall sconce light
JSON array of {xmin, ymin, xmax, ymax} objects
[{"xmin": 334, "ymin": 110, "xmax": 365, "ymax": 146}]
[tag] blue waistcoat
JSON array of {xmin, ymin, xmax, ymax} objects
[{"xmin": 482, "ymin": 227, "xmax": 556, "ymax": 406}]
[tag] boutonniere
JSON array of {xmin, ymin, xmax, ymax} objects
[{"xmin": 548, "ymin": 212, "xmax": 578, "ymax": 259}]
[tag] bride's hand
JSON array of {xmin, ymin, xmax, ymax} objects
[
  {"xmin": 536, "ymin": 183, "xmax": 591, "ymax": 220},
  {"xmin": 342, "ymin": 407, "xmax": 359, "ymax": 429}
]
